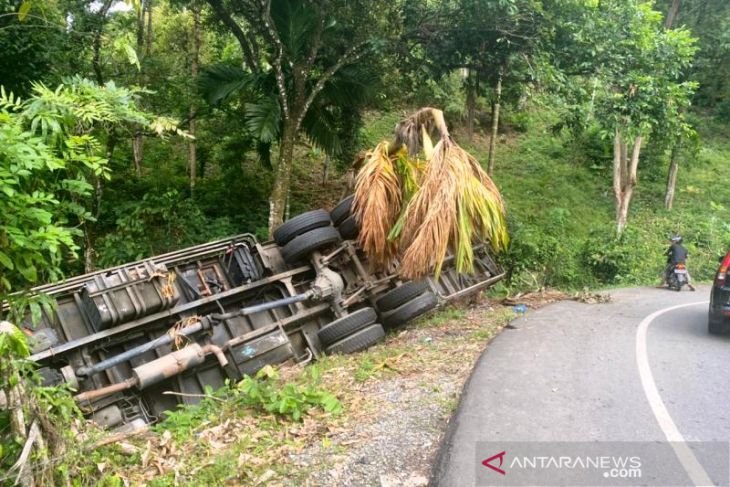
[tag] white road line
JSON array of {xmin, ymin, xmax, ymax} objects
[{"xmin": 636, "ymin": 300, "xmax": 712, "ymax": 487}]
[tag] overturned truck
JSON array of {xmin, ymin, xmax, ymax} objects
[{"xmin": 20, "ymin": 199, "xmax": 504, "ymax": 430}]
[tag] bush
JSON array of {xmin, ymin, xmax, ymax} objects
[
  {"xmin": 504, "ymin": 209, "xmax": 586, "ymax": 289},
  {"xmin": 96, "ymin": 190, "xmax": 237, "ymax": 266},
  {"xmin": 581, "ymin": 225, "xmax": 659, "ymax": 285},
  {"xmin": 504, "ymin": 111, "xmax": 531, "ymax": 133}
]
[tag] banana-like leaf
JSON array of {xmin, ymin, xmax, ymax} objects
[
  {"xmin": 198, "ymin": 64, "xmax": 253, "ymax": 106},
  {"xmin": 245, "ymin": 97, "xmax": 281, "ymax": 144}
]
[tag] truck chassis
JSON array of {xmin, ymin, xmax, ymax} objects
[{"xmin": 18, "ymin": 203, "xmax": 504, "ymax": 430}]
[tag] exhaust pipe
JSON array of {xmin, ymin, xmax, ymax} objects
[{"xmin": 74, "ymin": 343, "xmax": 229, "ymax": 403}]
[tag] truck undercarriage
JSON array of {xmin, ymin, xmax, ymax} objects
[{"xmin": 17, "ymin": 202, "xmax": 504, "ymax": 430}]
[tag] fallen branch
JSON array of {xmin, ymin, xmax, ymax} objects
[
  {"xmin": 90, "ymin": 425, "xmax": 150, "ymax": 450},
  {"xmin": 9, "ymin": 419, "xmax": 43, "ymax": 486}
]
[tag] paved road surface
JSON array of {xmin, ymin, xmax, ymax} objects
[{"xmin": 432, "ymin": 286, "xmax": 730, "ymax": 486}]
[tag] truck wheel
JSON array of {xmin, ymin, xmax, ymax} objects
[
  {"xmin": 273, "ymin": 209, "xmax": 332, "ymax": 246},
  {"xmin": 381, "ymin": 291, "xmax": 438, "ymax": 328},
  {"xmin": 317, "ymin": 307, "xmax": 377, "ymax": 346},
  {"xmin": 330, "ymin": 195, "xmax": 354, "ymax": 226},
  {"xmin": 281, "ymin": 226, "xmax": 341, "ymax": 264},
  {"xmin": 375, "ymin": 280, "xmax": 430, "ymax": 312},
  {"xmin": 337, "ymin": 215, "xmax": 359, "ymax": 240},
  {"xmin": 325, "ymin": 324, "xmax": 385, "ymax": 355}
]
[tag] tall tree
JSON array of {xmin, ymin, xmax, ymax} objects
[
  {"xmin": 204, "ymin": 0, "xmax": 393, "ymax": 234},
  {"xmin": 406, "ymin": 0, "xmax": 545, "ymax": 170},
  {"xmin": 0, "ymin": 0, "xmax": 71, "ymax": 95},
  {"xmin": 0, "ymin": 78, "xmax": 152, "ymax": 301},
  {"xmin": 188, "ymin": 4, "xmax": 200, "ymax": 191},
  {"xmin": 552, "ymin": 0, "xmax": 697, "ymax": 233}
]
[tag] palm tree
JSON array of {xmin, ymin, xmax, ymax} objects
[{"xmin": 204, "ymin": 0, "xmax": 387, "ymax": 234}]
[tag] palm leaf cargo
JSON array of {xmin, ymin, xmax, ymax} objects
[{"xmin": 354, "ymin": 107, "xmax": 509, "ymax": 279}]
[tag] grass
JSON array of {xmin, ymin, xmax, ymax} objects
[
  {"xmin": 78, "ymin": 298, "xmax": 514, "ymax": 486},
  {"xmin": 454, "ymin": 107, "xmax": 730, "ymax": 289}
]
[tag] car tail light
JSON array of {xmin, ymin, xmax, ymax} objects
[{"xmin": 716, "ymin": 253, "xmax": 730, "ymax": 287}]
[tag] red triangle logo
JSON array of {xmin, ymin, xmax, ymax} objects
[{"xmin": 482, "ymin": 450, "xmax": 507, "ymax": 475}]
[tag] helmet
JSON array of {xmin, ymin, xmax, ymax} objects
[{"xmin": 670, "ymin": 234, "xmax": 683, "ymax": 244}]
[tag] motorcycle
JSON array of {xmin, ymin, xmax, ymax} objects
[{"xmin": 667, "ymin": 263, "xmax": 689, "ymax": 291}]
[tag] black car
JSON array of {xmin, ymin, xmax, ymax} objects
[{"xmin": 709, "ymin": 250, "xmax": 730, "ymax": 334}]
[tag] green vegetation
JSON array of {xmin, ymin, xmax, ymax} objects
[
  {"xmin": 74, "ymin": 301, "xmax": 512, "ymax": 486},
  {"xmin": 0, "ymin": 322, "xmax": 81, "ymax": 485},
  {"xmin": 2, "ymin": 0, "xmax": 730, "ymax": 484},
  {"xmin": 475, "ymin": 108, "xmax": 730, "ymax": 289},
  {"xmin": 1, "ymin": 0, "xmax": 726, "ymax": 286}
]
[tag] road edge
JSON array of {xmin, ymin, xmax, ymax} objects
[{"xmin": 429, "ymin": 317, "xmax": 519, "ymax": 486}]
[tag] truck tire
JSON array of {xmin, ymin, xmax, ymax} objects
[
  {"xmin": 273, "ymin": 209, "xmax": 332, "ymax": 246},
  {"xmin": 337, "ymin": 215, "xmax": 359, "ymax": 240},
  {"xmin": 330, "ymin": 195, "xmax": 354, "ymax": 226},
  {"xmin": 381, "ymin": 291, "xmax": 438, "ymax": 328},
  {"xmin": 281, "ymin": 226, "xmax": 341, "ymax": 264},
  {"xmin": 325, "ymin": 324, "xmax": 385, "ymax": 355},
  {"xmin": 317, "ymin": 307, "xmax": 377, "ymax": 346},
  {"xmin": 375, "ymin": 280, "xmax": 430, "ymax": 312}
]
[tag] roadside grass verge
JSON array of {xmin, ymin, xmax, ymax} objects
[{"xmin": 82, "ymin": 299, "xmax": 514, "ymax": 486}]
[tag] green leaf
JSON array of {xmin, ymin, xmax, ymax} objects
[
  {"xmin": 29, "ymin": 301, "xmax": 41, "ymax": 325},
  {"xmin": 18, "ymin": 1, "xmax": 31, "ymax": 22},
  {"xmin": 123, "ymin": 44, "xmax": 141, "ymax": 71},
  {"xmin": 18, "ymin": 264, "xmax": 37, "ymax": 282},
  {"xmin": 0, "ymin": 251, "xmax": 14, "ymax": 270}
]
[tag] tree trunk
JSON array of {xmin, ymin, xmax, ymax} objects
[
  {"xmin": 487, "ymin": 72, "xmax": 502, "ymax": 176},
  {"xmin": 613, "ymin": 132, "xmax": 643, "ymax": 234},
  {"xmin": 132, "ymin": 0, "xmax": 147, "ymax": 176},
  {"xmin": 92, "ymin": 0, "xmax": 114, "ymax": 85},
  {"xmin": 322, "ymin": 155, "xmax": 330, "ymax": 185},
  {"xmin": 84, "ymin": 224, "xmax": 95, "ymax": 272},
  {"xmin": 620, "ymin": 139, "xmax": 628, "ymax": 189},
  {"xmin": 145, "ymin": 0, "xmax": 153, "ymax": 56},
  {"xmin": 465, "ymin": 69, "xmax": 477, "ymax": 141},
  {"xmin": 188, "ymin": 120, "xmax": 197, "ymax": 191},
  {"xmin": 612, "ymin": 130, "xmax": 623, "ymax": 222},
  {"xmin": 663, "ymin": 2, "xmax": 683, "ymax": 211},
  {"xmin": 664, "ymin": 144, "xmax": 679, "ymax": 210},
  {"xmin": 188, "ymin": 6, "xmax": 200, "ymax": 192},
  {"xmin": 665, "ymin": 0, "xmax": 681, "ymax": 28},
  {"xmin": 268, "ymin": 121, "xmax": 297, "ymax": 235},
  {"xmin": 132, "ymin": 134, "xmax": 143, "ymax": 175},
  {"xmin": 136, "ymin": 1, "xmax": 145, "ymax": 50}
]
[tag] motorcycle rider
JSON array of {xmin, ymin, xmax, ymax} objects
[{"xmin": 660, "ymin": 235, "xmax": 695, "ymax": 291}]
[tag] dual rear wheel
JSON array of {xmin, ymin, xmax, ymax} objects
[{"xmin": 272, "ymin": 201, "xmax": 439, "ymax": 357}]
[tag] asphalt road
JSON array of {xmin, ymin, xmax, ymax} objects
[{"xmin": 432, "ymin": 286, "xmax": 730, "ymax": 486}]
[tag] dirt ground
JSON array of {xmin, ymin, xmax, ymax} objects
[{"xmin": 292, "ymin": 298, "xmax": 514, "ymax": 486}]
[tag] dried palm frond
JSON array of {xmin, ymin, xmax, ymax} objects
[
  {"xmin": 399, "ymin": 137, "xmax": 508, "ymax": 279},
  {"xmin": 353, "ymin": 141, "xmax": 402, "ymax": 268},
  {"xmin": 394, "ymin": 107, "xmax": 449, "ymax": 156},
  {"xmin": 353, "ymin": 107, "xmax": 508, "ymax": 279},
  {"xmin": 387, "ymin": 146, "xmax": 426, "ymax": 242}
]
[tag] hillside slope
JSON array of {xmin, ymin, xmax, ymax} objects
[{"xmin": 346, "ymin": 108, "xmax": 730, "ymax": 289}]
